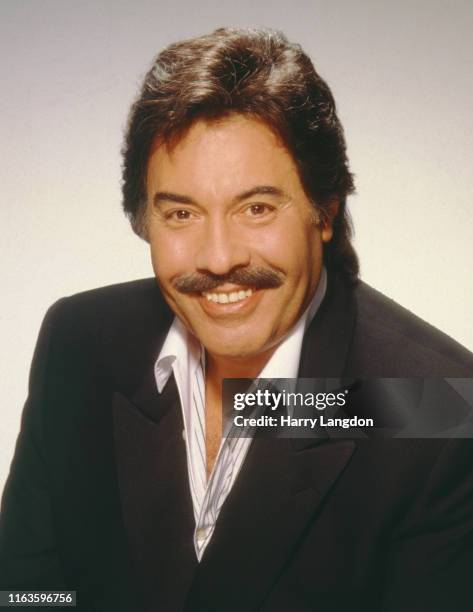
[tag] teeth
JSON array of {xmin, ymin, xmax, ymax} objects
[{"xmin": 202, "ymin": 288, "xmax": 254, "ymax": 304}]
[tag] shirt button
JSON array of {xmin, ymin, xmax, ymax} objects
[{"xmin": 196, "ymin": 527, "xmax": 209, "ymax": 542}]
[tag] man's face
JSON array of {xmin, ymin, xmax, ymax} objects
[{"xmin": 146, "ymin": 115, "xmax": 334, "ymax": 361}]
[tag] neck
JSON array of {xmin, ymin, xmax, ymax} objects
[
  {"xmin": 205, "ymin": 347, "xmax": 277, "ymax": 398},
  {"xmin": 203, "ymin": 349, "xmax": 277, "ymax": 478}
]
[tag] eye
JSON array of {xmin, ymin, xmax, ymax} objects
[
  {"xmin": 165, "ymin": 209, "xmax": 193, "ymax": 222},
  {"xmin": 244, "ymin": 203, "xmax": 275, "ymax": 217},
  {"xmin": 175, "ymin": 209, "xmax": 191, "ymax": 220}
]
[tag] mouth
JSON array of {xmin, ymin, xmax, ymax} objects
[
  {"xmin": 202, "ymin": 288, "xmax": 253, "ymax": 304},
  {"xmin": 195, "ymin": 285, "xmax": 263, "ymax": 319}
]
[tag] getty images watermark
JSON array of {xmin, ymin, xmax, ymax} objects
[
  {"xmin": 223, "ymin": 378, "xmax": 473, "ymax": 439},
  {"xmin": 232, "ymin": 387, "xmax": 366, "ymax": 430}
]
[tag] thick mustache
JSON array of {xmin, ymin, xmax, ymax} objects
[{"xmin": 173, "ymin": 267, "xmax": 285, "ymax": 293}]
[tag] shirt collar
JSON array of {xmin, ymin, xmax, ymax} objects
[
  {"xmin": 258, "ymin": 265, "xmax": 327, "ymax": 380},
  {"xmin": 154, "ymin": 316, "xmax": 202, "ymax": 393}
]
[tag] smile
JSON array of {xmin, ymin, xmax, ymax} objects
[{"xmin": 202, "ymin": 288, "xmax": 253, "ymax": 304}]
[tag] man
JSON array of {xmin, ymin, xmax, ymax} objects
[{"xmin": 1, "ymin": 27, "xmax": 472, "ymax": 612}]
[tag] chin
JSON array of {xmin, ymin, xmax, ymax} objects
[
  {"xmin": 205, "ymin": 342, "xmax": 255, "ymax": 359},
  {"xmin": 187, "ymin": 317, "xmax": 275, "ymax": 360},
  {"xmin": 205, "ymin": 336, "xmax": 271, "ymax": 361}
]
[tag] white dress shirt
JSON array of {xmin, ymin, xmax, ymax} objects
[{"xmin": 154, "ymin": 267, "xmax": 327, "ymax": 560}]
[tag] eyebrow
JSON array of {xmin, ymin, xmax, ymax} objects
[
  {"xmin": 235, "ymin": 185, "xmax": 287, "ymax": 202},
  {"xmin": 153, "ymin": 191, "xmax": 195, "ymax": 206},
  {"xmin": 152, "ymin": 185, "xmax": 288, "ymax": 207}
]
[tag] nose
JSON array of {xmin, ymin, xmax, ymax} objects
[{"xmin": 194, "ymin": 217, "xmax": 250, "ymax": 276}]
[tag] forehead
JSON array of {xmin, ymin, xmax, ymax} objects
[{"xmin": 146, "ymin": 115, "xmax": 304, "ymax": 199}]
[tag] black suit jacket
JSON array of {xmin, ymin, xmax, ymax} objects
[{"xmin": 1, "ymin": 274, "xmax": 473, "ymax": 611}]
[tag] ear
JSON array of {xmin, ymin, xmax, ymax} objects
[
  {"xmin": 321, "ymin": 199, "xmax": 339, "ymax": 243},
  {"xmin": 135, "ymin": 204, "xmax": 150, "ymax": 243}
]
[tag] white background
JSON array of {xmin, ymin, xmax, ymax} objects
[{"xmin": 1, "ymin": 0, "xmax": 472, "ymax": 491}]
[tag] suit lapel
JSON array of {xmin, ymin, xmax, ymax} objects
[
  {"xmin": 113, "ymin": 370, "xmax": 198, "ymax": 611},
  {"xmin": 298, "ymin": 272, "xmax": 357, "ymax": 378},
  {"xmin": 184, "ymin": 274, "xmax": 358, "ymax": 611},
  {"xmin": 184, "ymin": 437, "xmax": 355, "ymax": 611}
]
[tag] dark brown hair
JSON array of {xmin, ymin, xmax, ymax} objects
[{"xmin": 122, "ymin": 27, "xmax": 358, "ymax": 283}]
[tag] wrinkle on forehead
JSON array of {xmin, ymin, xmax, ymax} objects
[{"xmin": 146, "ymin": 114, "xmax": 301, "ymax": 208}]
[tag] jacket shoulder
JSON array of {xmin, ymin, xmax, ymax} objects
[
  {"xmin": 349, "ymin": 282, "xmax": 473, "ymax": 376},
  {"xmin": 48, "ymin": 277, "xmax": 169, "ymax": 326},
  {"xmin": 39, "ymin": 278, "xmax": 173, "ymax": 392},
  {"xmin": 60, "ymin": 277, "xmax": 163, "ymax": 309}
]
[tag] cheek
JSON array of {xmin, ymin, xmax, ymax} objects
[
  {"xmin": 252, "ymin": 222, "xmax": 320, "ymax": 274},
  {"xmin": 149, "ymin": 231, "xmax": 195, "ymax": 281}
]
